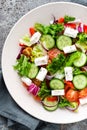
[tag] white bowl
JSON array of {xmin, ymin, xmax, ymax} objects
[{"xmin": 2, "ymin": 2, "xmax": 87, "ymax": 124}]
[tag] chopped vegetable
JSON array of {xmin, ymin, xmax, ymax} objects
[
  {"xmin": 14, "ymin": 15, "xmax": 87, "ymax": 112},
  {"xmin": 47, "ymin": 54, "xmax": 66, "ymax": 74},
  {"xmin": 14, "ymin": 55, "xmax": 31, "ymax": 77},
  {"xmin": 64, "ymin": 15, "xmax": 75, "ymax": 23}
]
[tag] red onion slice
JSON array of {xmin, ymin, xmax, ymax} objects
[
  {"xmin": 81, "ymin": 66, "xmax": 87, "ymax": 71},
  {"xmin": 46, "ymin": 74, "xmax": 55, "ymax": 80},
  {"xmin": 65, "ymin": 102, "xmax": 79, "ymax": 111},
  {"xmin": 27, "ymin": 83, "xmax": 40, "ymax": 96}
]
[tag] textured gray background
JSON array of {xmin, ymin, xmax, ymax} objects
[{"xmin": 0, "ymin": 0, "xmax": 87, "ymax": 130}]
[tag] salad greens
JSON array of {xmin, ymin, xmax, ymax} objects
[
  {"xmin": 64, "ymin": 15, "xmax": 75, "ymax": 23},
  {"xmin": 14, "ymin": 55, "xmax": 31, "ymax": 77},
  {"xmin": 37, "ymin": 81, "xmax": 51, "ymax": 99},
  {"xmin": 14, "ymin": 15, "xmax": 87, "ymax": 112},
  {"xmin": 31, "ymin": 44, "xmax": 46, "ymax": 62},
  {"xmin": 34, "ymin": 23, "xmax": 64, "ymax": 38},
  {"xmin": 58, "ymin": 97, "xmax": 71, "ymax": 108},
  {"xmin": 47, "ymin": 54, "xmax": 66, "ymax": 74}
]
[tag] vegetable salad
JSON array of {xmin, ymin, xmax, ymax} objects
[{"xmin": 14, "ymin": 15, "xmax": 87, "ymax": 112}]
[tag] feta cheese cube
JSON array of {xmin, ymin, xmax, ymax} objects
[
  {"xmin": 30, "ymin": 32, "xmax": 41, "ymax": 45},
  {"xmin": 51, "ymin": 89, "xmax": 65, "ymax": 96},
  {"xmin": 64, "ymin": 67, "xmax": 73, "ymax": 81},
  {"xmin": 79, "ymin": 97, "xmax": 87, "ymax": 105},
  {"xmin": 34, "ymin": 55, "xmax": 48, "ymax": 66},
  {"xmin": 64, "ymin": 27, "xmax": 78, "ymax": 38},
  {"xmin": 36, "ymin": 67, "xmax": 47, "ymax": 81},
  {"xmin": 63, "ymin": 45, "xmax": 77, "ymax": 54},
  {"xmin": 21, "ymin": 77, "xmax": 32, "ymax": 86}
]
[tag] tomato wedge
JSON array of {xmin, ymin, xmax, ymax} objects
[
  {"xmin": 65, "ymin": 89, "xmax": 79, "ymax": 102},
  {"xmin": 64, "ymin": 81, "xmax": 74, "ymax": 89},
  {"xmin": 47, "ymin": 96, "xmax": 58, "ymax": 102},
  {"xmin": 79, "ymin": 88, "xmax": 87, "ymax": 98},
  {"xmin": 48, "ymin": 48, "xmax": 62, "ymax": 60},
  {"xmin": 33, "ymin": 95, "xmax": 41, "ymax": 102}
]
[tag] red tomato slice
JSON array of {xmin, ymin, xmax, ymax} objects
[
  {"xmin": 58, "ymin": 17, "xmax": 64, "ymax": 23},
  {"xmin": 33, "ymin": 95, "xmax": 41, "ymax": 102},
  {"xmin": 83, "ymin": 25, "xmax": 87, "ymax": 33},
  {"xmin": 29, "ymin": 27, "xmax": 35, "ymax": 36},
  {"xmin": 65, "ymin": 23, "xmax": 76, "ymax": 29},
  {"xmin": 65, "ymin": 89, "xmax": 79, "ymax": 102},
  {"xmin": 47, "ymin": 96, "xmax": 58, "ymax": 102},
  {"xmin": 48, "ymin": 48, "xmax": 62, "ymax": 60},
  {"xmin": 64, "ymin": 81, "xmax": 74, "ymax": 89},
  {"xmin": 79, "ymin": 88, "xmax": 87, "ymax": 98}
]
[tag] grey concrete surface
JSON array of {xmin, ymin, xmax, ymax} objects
[{"xmin": 0, "ymin": 0, "xmax": 87, "ymax": 130}]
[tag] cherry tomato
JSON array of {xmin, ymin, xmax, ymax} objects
[
  {"xmin": 79, "ymin": 88, "xmax": 87, "ymax": 98},
  {"xmin": 65, "ymin": 89, "xmax": 79, "ymax": 102},
  {"xmin": 47, "ymin": 96, "xmax": 58, "ymax": 102},
  {"xmin": 48, "ymin": 48, "xmax": 62, "ymax": 60},
  {"xmin": 58, "ymin": 17, "xmax": 64, "ymax": 23},
  {"xmin": 29, "ymin": 27, "xmax": 35, "ymax": 36}
]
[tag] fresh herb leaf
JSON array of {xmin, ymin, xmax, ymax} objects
[
  {"xmin": 76, "ymin": 33, "xmax": 87, "ymax": 50},
  {"xmin": 37, "ymin": 81, "xmax": 51, "ymax": 99},
  {"xmin": 58, "ymin": 97, "xmax": 71, "ymax": 108},
  {"xmin": 64, "ymin": 15, "xmax": 75, "ymax": 23},
  {"xmin": 73, "ymin": 68, "xmax": 87, "ymax": 76},
  {"xmin": 78, "ymin": 33, "xmax": 87, "ymax": 43},
  {"xmin": 14, "ymin": 55, "xmax": 31, "ymax": 77},
  {"xmin": 34, "ymin": 23, "xmax": 64, "ymax": 38},
  {"xmin": 47, "ymin": 54, "xmax": 66, "ymax": 74},
  {"xmin": 65, "ymin": 51, "xmax": 81, "ymax": 66}
]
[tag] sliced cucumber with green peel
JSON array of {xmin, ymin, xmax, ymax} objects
[
  {"xmin": 42, "ymin": 96, "xmax": 58, "ymax": 107},
  {"xmin": 28, "ymin": 64, "xmax": 39, "ymax": 79},
  {"xmin": 40, "ymin": 35, "xmax": 55, "ymax": 50},
  {"xmin": 43, "ymin": 104, "xmax": 58, "ymax": 111},
  {"xmin": 73, "ymin": 52, "xmax": 87, "ymax": 67},
  {"xmin": 56, "ymin": 35, "xmax": 72, "ymax": 50},
  {"xmin": 73, "ymin": 75, "xmax": 87, "ymax": 90},
  {"xmin": 50, "ymin": 78, "xmax": 64, "ymax": 90}
]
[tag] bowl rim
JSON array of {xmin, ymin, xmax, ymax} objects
[{"xmin": 1, "ymin": 1, "xmax": 87, "ymax": 124}]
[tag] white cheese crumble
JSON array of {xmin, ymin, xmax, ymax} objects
[
  {"xmin": 64, "ymin": 67, "xmax": 73, "ymax": 81},
  {"xmin": 36, "ymin": 67, "xmax": 47, "ymax": 81},
  {"xmin": 21, "ymin": 77, "xmax": 32, "ymax": 86},
  {"xmin": 63, "ymin": 45, "xmax": 77, "ymax": 54},
  {"xmin": 30, "ymin": 32, "xmax": 41, "ymax": 45},
  {"xmin": 64, "ymin": 27, "xmax": 78, "ymax": 38},
  {"xmin": 79, "ymin": 97, "xmax": 87, "ymax": 105},
  {"xmin": 51, "ymin": 89, "xmax": 65, "ymax": 96},
  {"xmin": 34, "ymin": 55, "xmax": 48, "ymax": 66}
]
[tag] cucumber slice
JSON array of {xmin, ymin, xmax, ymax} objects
[
  {"xmin": 50, "ymin": 78, "xmax": 64, "ymax": 90},
  {"xmin": 43, "ymin": 104, "xmax": 58, "ymax": 111},
  {"xmin": 28, "ymin": 64, "xmax": 39, "ymax": 79},
  {"xmin": 56, "ymin": 35, "xmax": 72, "ymax": 50},
  {"xmin": 40, "ymin": 35, "xmax": 55, "ymax": 50},
  {"xmin": 42, "ymin": 96, "xmax": 58, "ymax": 107},
  {"xmin": 73, "ymin": 75, "xmax": 87, "ymax": 90},
  {"xmin": 73, "ymin": 52, "xmax": 87, "ymax": 67}
]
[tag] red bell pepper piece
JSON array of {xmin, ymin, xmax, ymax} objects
[
  {"xmin": 29, "ymin": 27, "xmax": 35, "ymax": 36},
  {"xmin": 83, "ymin": 25, "xmax": 87, "ymax": 33}
]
